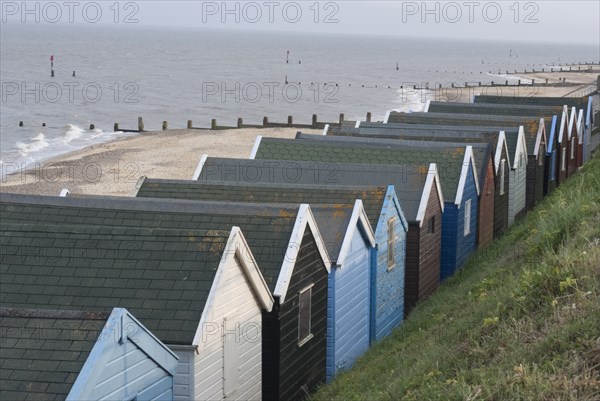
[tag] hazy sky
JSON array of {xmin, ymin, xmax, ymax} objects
[
  {"xmin": 138, "ymin": 1, "xmax": 599, "ymax": 44},
  {"xmin": 1, "ymin": 1, "xmax": 599, "ymax": 45}
]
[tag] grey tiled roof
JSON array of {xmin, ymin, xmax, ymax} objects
[
  {"xmin": 0, "ymin": 194, "xmax": 300, "ymax": 294},
  {"xmin": 255, "ymin": 137, "xmax": 464, "ymax": 201},
  {"xmin": 137, "ymin": 179, "xmax": 386, "ymax": 231},
  {"xmin": 0, "ymin": 217, "xmax": 227, "ymax": 344},
  {"xmin": 0, "ymin": 308, "xmax": 108, "ymax": 401},
  {"xmin": 296, "ymin": 133, "xmax": 491, "ymax": 189},
  {"xmin": 310, "ymin": 204, "xmax": 354, "ymax": 261},
  {"xmin": 427, "ymin": 101, "xmax": 563, "ymax": 117},
  {"xmin": 473, "ymin": 95, "xmax": 589, "ymax": 110},
  {"xmin": 350, "ymin": 123, "xmax": 521, "ymax": 160},
  {"xmin": 386, "ymin": 112, "xmax": 546, "ymax": 155},
  {"xmin": 197, "ymin": 158, "xmax": 431, "ymax": 223}
]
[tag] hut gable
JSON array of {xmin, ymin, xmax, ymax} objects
[
  {"xmin": 0, "ymin": 193, "xmax": 286, "ymax": 401},
  {"xmin": 0, "ymin": 306, "xmax": 179, "ymax": 401}
]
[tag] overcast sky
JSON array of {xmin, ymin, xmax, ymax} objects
[
  {"xmin": 133, "ymin": 1, "xmax": 600, "ymax": 45},
  {"xmin": 1, "ymin": 1, "xmax": 599, "ymax": 45}
]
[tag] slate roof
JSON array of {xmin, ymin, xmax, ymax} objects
[
  {"xmin": 351, "ymin": 122, "xmax": 521, "ymax": 160},
  {"xmin": 255, "ymin": 137, "xmax": 465, "ymax": 202},
  {"xmin": 473, "ymin": 95, "xmax": 589, "ymax": 111},
  {"xmin": 137, "ymin": 179, "xmax": 386, "ymax": 231},
  {"xmin": 198, "ymin": 157, "xmax": 432, "ymax": 223},
  {"xmin": 327, "ymin": 125, "xmax": 500, "ymax": 143},
  {"xmin": 0, "ymin": 194, "xmax": 301, "ymax": 296},
  {"xmin": 310, "ymin": 204, "xmax": 354, "ymax": 261},
  {"xmin": 427, "ymin": 101, "xmax": 564, "ymax": 117},
  {"xmin": 385, "ymin": 112, "xmax": 545, "ymax": 155},
  {"xmin": 0, "ymin": 307, "xmax": 108, "ymax": 401},
  {"xmin": 0, "ymin": 216, "xmax": 227, "ymax": 344},
  {"xmin": 296, "ymin": 133, "xmax": 491, "ymax": 189}
]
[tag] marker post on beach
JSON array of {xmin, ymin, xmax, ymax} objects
[{"xmin": 50, "ymin": 55, "xmax": 54, "ymax": 77}]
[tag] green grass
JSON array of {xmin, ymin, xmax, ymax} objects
[{"xmin": 314, "ymin": 153, "xmax": 600, "ymax": 401}]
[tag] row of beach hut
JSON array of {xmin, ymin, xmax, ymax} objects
[{"xmin": 0, "ymin": 94, "xmax": 594, "ymax": 401}]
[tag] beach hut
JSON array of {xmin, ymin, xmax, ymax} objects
[
  {"xmin": 251, "ymin": 136, "xmax": 477, "ymax": 281},
  {"xmin": 383, "ymin": 112, "xmax": 547, "ymax": 212},
  {"xmin": 296, "ymin": 133, "xmax": 495, "ymax": 249},
  {"xmin": 425, "ymin": 101, "xmax": 564, "ymax": 195},
  {"xmin": 573, "ymin": 108, "xmax": 586, "ymax": 169},
  {"xmin": 323, "ymin": 126, "xmax": 511, "ymax": 239},
  {"xmin": 194, "ymin": 157, "xmax": 443, "ymax": 315},
  {"xmin": 136, "ymin": 179, "xmax": 407, "ymax": 344},
  {"xmin": 0, "ymin": 307, "xmax": 179, "ymax": 401},
  {"xmin": 350, "ymin": 120, "xmax": 527, "ymax": 227},
  {"xmin": 0, "ymin": 194, "xmax": 291, "ymax": 401},
  {"xmin": 562, "ymin": 107, "xmax": 580, "ymax": 177},
  {"xmin": 473, "ymin": 94, "xmax": 594, "ymax": 163},
  {"xmin": 2, "ymin": 194, "xmax": 333, "ymax": 401},
  {"xmin": 136, "ymin": 180, "xmax": 380, "ymax": 381}
]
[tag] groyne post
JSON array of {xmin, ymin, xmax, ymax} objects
[
  {"xmin": 237, "ymin": 118, "xmax": 243, "ymax": 128},
  {"xmin": 138, "ymin": 117, "xmax": 144, "ymax": 132},
  {"xmin": 263, "ymin": 116, "xmax": 268, "ymax": 126},
  {"xmin": 211, "ymin": 119, "xmax": 217, "ymax": 130},
  {"xmin": 162, "ymin": 121, "xmax": 168, "ymax": 130},
  {"xmin": 187, "ymin": 120, "xmax": 193, "ymax": 129},
  {"xmin": 288, "ymin": 116, "xmax": 293, "ymax": 126},
  {"xmin": 366, "ymin": 112, "xmax": 372, "ymax": 122},
  {"xmin": 114, "ymin": 123, "xmax": 119, "ymax": 131},
  {"xmin": 312, "ymin": 114, "xmax": 318, "ymax": 128},
  {"xmin": 339, "ymin": 114, "xmax": 345, "ymax": 125}
]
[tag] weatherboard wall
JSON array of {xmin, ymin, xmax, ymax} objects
[
  {"xmin": 478, "ymin": 158, "xmax": 495, "ymax": 248},
  {"xmin": 494, "ymin": 144, "xmax": 510, "ymax": 238},
  {"xmin": 440, "ymin": 165, "xmax": 479, "ymax": 280},
  {"xmin": 508, "ymin": 143, "xmax": 528, "ymax": 224},
  {"xmin": 372, "ymin": 192, "xmax": 408, "ymax": 341},
  {"xmin": 65, "ymin": 308, "xmax": 179, "ymax": 401},
  {"xmin": 326, "ymin": 226, "xmax": 372, "ymax": 382},
  {"xmin": 193, "ymin": 252, "xmax": 265, "ymax": 401},
  {"xmin": 405, "ymin": 181, "xmax": 442, "ymax": 314},
  {"xmin": 263, "ymin": 228, "xmax": 328, "ymax": 401}
]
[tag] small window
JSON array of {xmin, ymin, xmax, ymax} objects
[
  {"xmin": 387, "ymin": 218, "xmax": 396, "ymax": 269},
  {"xmin": 464, "ymin": 200, "xmax": 471, "ymax": 237},
  {"xmin": 427, "ymin": 216, "xmax": 435, "ymax": 234},
  {"xmin": 298, "ymin": 286, "xmax": 313, "ymax": 346},
  {"xmin": 499, "ymin": 159, "xmax": 506, "ymax": 195},
  {"xmin": 571, "ymin": 137, "xmax": 575, "ymax": 159},
  {"xmin": 561, "ymin": 147, "xmax": 567, "ymax": 171}
]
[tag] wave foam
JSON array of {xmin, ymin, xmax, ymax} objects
[
  {"xmin": 64, "ymin": 124, "xmax": 85, "ymax": 143},
  {"xmin": 16, "ymin": 133, "xmax": 50, "ymax": 156}
]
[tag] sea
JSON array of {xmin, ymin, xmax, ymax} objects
[{"xmin": 1, "ymin": 23, "xmax": 598, "ymax": 173}]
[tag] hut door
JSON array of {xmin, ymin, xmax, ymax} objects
[{"xmin": 223, "ymin": 311, "xmax": 240, "ymax": 398}]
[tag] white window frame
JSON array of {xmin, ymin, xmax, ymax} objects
[
  {"xmin": 464, "ymin": 199, "xmax": 472, "ymax": 237},
  {"xmin": 499, "ymin": 159, "xmax": 506, "ymax": 195},
  {"xmin": 298, "ymin": 285, "xmax": 314, "ymax": 347},
  {"xmin": 561, "ymin": 147, "xmax": 566, "ymax": 171},
  {"xmin": 387, "ymin": 218, "xmax": 396, "ymax": 269}
]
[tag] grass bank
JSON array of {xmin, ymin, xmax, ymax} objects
[{"xmin": 314, "ymin": 153, "xmax": 600, "ymax": 401}]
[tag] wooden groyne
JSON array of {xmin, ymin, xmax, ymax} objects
[{"xmin": 114, "ymin": 113, "xmax": 359, "ymax": 133}]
